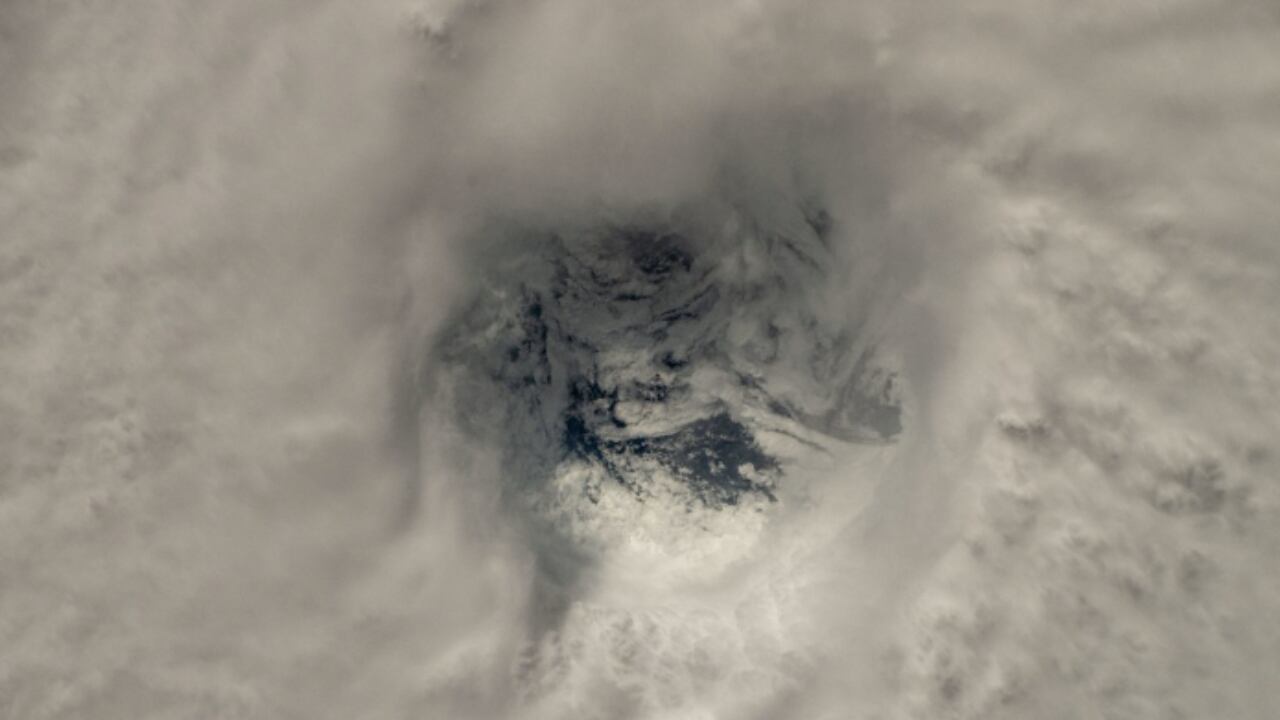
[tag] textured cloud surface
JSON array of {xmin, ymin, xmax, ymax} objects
[{"xmin": 3, "ymin": 1, "xmax": 1279, "ymax": 718}]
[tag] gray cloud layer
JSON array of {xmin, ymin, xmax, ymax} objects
[{"xmin": 3, "ymin": 0, "xmax": 1279, "ymax": 718}]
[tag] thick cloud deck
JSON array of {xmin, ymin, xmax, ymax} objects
[{"xmin": 4, "ymin": 1, "xmax": 1280, "ymax": 718}]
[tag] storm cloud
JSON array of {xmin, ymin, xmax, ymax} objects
[{"xmin": 3, "ymin": 1, "xmax": 1279, "ymax": 718}]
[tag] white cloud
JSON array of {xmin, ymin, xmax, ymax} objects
[{"xmin": 3, "ymin": 0, "xmax": 1278, "ymax": 718}]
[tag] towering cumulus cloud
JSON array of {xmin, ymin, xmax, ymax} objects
[{"xmin": 3, "ymin": 0, "xmax": 1279, "ymax": 718}]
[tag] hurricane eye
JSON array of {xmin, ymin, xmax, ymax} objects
[{"xmin": 430, "ymin": 206, "xmax": 902, "ymax": 523}]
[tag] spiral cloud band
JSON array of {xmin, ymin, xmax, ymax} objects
[{"xmin": 3, "ymin": 1, "xmax": 1279, "ymax": 718}]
